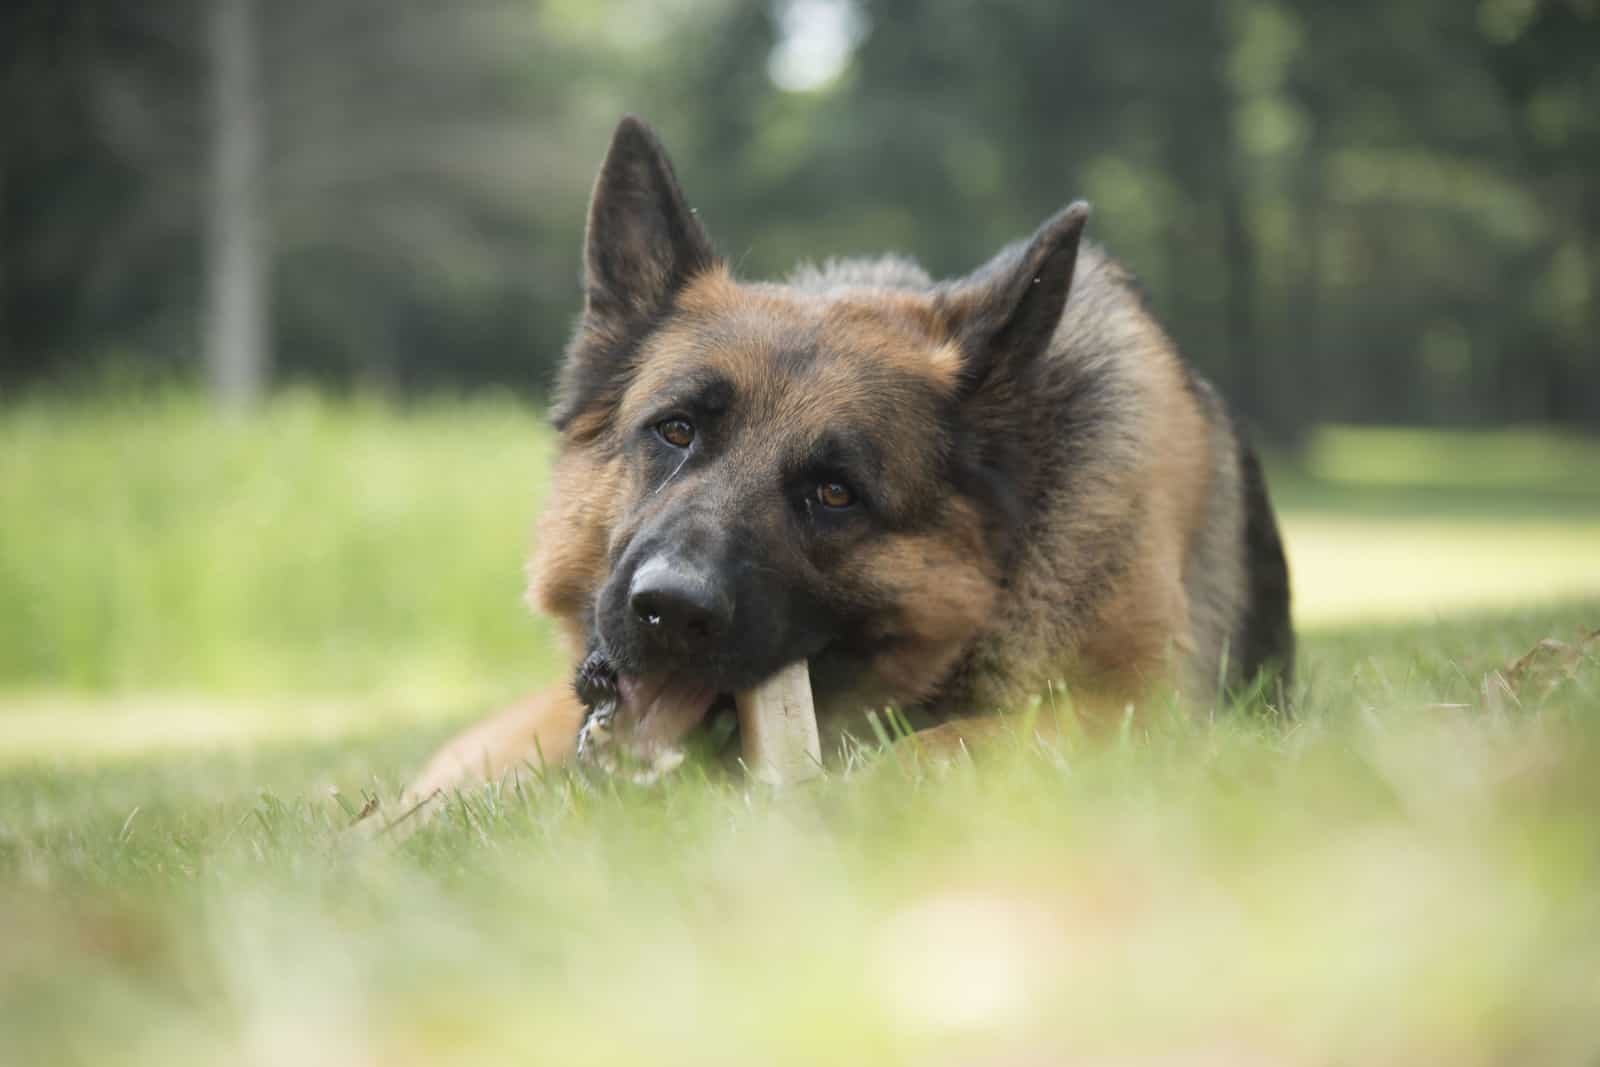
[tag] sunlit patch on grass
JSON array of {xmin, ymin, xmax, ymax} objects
[
  {"xmin": 1266, "ymin": 424, "xmax": 1600, "ymax": 625},
  {"xmin": 0, "ymin": 690, "xmax": 499, "ymax": 767},
  {"xmin": 1286, "ymin": 515, "xmax": 1600, "ymax": 625}
]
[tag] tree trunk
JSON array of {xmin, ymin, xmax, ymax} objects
[
  {"xmin": 0, "ymin": 149, "xmax": 8, "ymax": 380},
  {"xmin": 1219, "ymin": 171, "xmax": 1261, "ymax": 429},
  {"xmin": 205, "ymin": 0, "xmax": 268, "ymax": 409},
  {"xmin": 1581, "ymin": 175, "xmax": 1600, "ymax": 428},
  {"xmin": 1290, "ymin": 102, "xmax": 1330, "ymax": 443}
]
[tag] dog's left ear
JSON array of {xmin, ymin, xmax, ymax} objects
[{"xmin": 939, "ymin": 202, "xmax": 1090, "ymax": 400}]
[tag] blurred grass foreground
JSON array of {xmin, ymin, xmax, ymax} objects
[{"xmin": 2, "ymin": 393, "xmax": 1599, "ymax": 1065}]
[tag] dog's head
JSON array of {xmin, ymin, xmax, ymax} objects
[{"xmin": 532, "ymin": 117, "xmax": 1089, "ymax": 741}]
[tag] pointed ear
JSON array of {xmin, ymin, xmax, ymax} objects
[
  {"xmin": 940, "ymin": 202, "xmax": 1090, "ymax": 398},
  {"xmin": 583, "ymin": 116, "xmax": 717, "ymax": 324},
  {"xmin": 552, "ymin": 118, "xmax": 718, "ymax": 433}
]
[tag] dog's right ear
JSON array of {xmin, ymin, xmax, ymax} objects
[
  {"xmin": 553, "ymin": 117, "xmax": 718, "ymax": 432},
  {"xmin": 583, "ymin": 116, "xmax": 717, "ymax": 320}
]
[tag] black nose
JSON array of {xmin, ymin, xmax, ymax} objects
[{"xmin": 628, "ymin": 556, "xmax": 733, "ymax": 650}]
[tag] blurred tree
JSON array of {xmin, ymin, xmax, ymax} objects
[
  {"xmin": 205, "ymin": 0, "xmax": 267, "ymax": 407},
  {"xmin": 1480, "ymin": 0, "xmax": 1600, "ymax": 426}
]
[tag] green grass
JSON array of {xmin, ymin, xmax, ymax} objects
[
  {"xmin": 2, "ymin": 396, "xmax": 1599, "ymax": 1063},
  {"xmin": 0, "ymin": 389, "xmax": 560, "ymax": 698},
  {"xmin": 4, "ymin": 605, "xmax": 1599, "ymax": 1065}
]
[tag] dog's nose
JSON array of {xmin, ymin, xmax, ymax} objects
[{"xmin": 628, "ymin": 556, "xmax": 732, "ymax": 649}]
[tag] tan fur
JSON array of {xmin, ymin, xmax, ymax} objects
[
  {"xmin": 400, "ymin": 687, "xmax": 583, "ymax": 812},
  {"xmin": 931, "ymin": 244, "xmax": 1271, "ymax": 725},
  {"xmin": 843, "ymin": 499, "xmax": 1001, "ymax": 703},
  {"xmin": 1177, "ymin": 379, "xmax": 1252, "ymax": 689},
  {"xmin": 1076, "ymin": 317, "xmax": 1215, "ymax": 691},
  {"xmin": 632, "ymin": 275, "xmax": 959, "ymax": 404},
  {"xmin": 529, "ymin": 448, "xmax": 625, "ymax": 657},
  {"xmin": 399, "ymin": 263, "xmax": 1240, "ymax": 812}
]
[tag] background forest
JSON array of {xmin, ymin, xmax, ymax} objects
[{"xmin": 4, "ymin": 0, "xmax": 1597, "ymax": 433}]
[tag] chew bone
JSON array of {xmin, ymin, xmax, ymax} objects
[{"xmin": 735, "ymin": 660, "xmax": 821, "ymax": 785}]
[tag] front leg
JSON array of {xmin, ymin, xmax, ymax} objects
[
  {"xmin": 898, "ymin": 714, "xmax": 1033, "ymax": 766},
  {"xmin": 897, "ymin": 687, "xmax": 1140, "ymax": 766},
  {"xmin": 393, "ymin": 684, "xmax": 585, "ymax": 821}
]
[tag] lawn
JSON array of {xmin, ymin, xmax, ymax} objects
[{"xmin": 2, "ymin": 394, "xmax": 1598, "ymax": 1065}]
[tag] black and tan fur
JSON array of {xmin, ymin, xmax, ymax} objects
[{"xmin": 402, "ymin": 117, "xmax": 1291, "ymax": 805}]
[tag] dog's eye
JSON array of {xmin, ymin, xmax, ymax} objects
[
  {"xmin": 656, "ymin": 418, "xmax": 695, "ymax": 449},
  {"xmin": 816, "ymin": 481, "xmax": 855, "ymax": 509}
]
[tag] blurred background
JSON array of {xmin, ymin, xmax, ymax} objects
[
  {"xmin": 1, "ymin": 0, "xmax": 1597, "ymax": 720},
  {"xmin": 4, "ymin": 0, "xmax": 1597, "ymax": 429}
]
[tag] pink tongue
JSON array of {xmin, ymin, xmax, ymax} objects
[{"xmin": 616, "ymin": 673, "xmax": 718, "ymax": 756}]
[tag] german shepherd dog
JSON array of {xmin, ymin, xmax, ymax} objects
[{"xmin": 400, "ymin": 117, "xmax": 1292, "ymax": 808}]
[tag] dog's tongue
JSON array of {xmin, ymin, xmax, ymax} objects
[{"xmin": 614, "ymin": 672, "xmax": 718, "ymax": 768}]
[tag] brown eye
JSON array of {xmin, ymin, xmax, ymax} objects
[
  {"xmin": 657, "ymin": 418, "xmax": 695, "ymax": 448},
  {"xmin": 816, "ymin": 481, "xmax": 854, "ymax": 509}
]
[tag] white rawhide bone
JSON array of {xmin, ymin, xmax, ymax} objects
[{"xmin": 735, "ymin": 659, "xmax": 821, "ymax": 785}]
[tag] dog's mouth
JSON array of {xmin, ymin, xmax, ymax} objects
[
  {"xmin": 616, "ymin": 670, "xmax": 724, "ymax": 752},
  {"xmin": 576, "ymin": 667, "xmax": 738, "ymax": 782},
  {"xmin": 576, "ymin": 638, "xmax": 838, "ymax": 782}
]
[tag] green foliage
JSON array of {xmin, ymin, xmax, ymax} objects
[
  {"xmin": 1300, "ymin": 424, "xmax": 1600, "ymax": 495},
  {"xmin": 3, "ymin": 0, "xmax": 1597, "ymax": 429}
]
